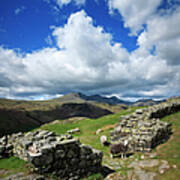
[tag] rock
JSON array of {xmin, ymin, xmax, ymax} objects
[
  {"xmin": 40, "ymin": 144, "xmax": 53, "ymax": 154},
  {"xmin": 1, "ymin": 130, "xmax": 103, "ymax": 179},
  {"xmin": 110, "ymin": 100, "xmax": 180, "ymax": 153},
  {"xmin": 138, "ymin": 160, "xmax": 159, "ymax": 168},
  {"xmin": 28, "ymin": 152, "xmax": 43, "ymax": 166},
  {"xmin": 55, "ymin": 149, "xmax": 65, "ymax": 159},
  {"xmin": 0, "ymin": 145, "xmax": 5, "ymax": 154},
  {"xmin": 105, "ymin": 172, "xmax": 125, "ymax": 180},
  {"xmin": 1, "ymin": 172, "xmax": 25, "ymax": 180},
  {"xmin": 0, "ymin": 136, "xmax": 7, "ymax": 145},
  {"xmin": 134, "ymin": 169, "xmax": 156, "ymax": 180},
  {"xmin": 0, "ymin": 173, "xmax": 46, "ymax": 180},
  {"xmin": 128, "ymin": 161, "xmax": 141, "ymax": 171},
  {"xmin": 158, "ymin": 160, "xmax": 170, "ymax": 174},
  {"xmin": 67, "ymin": 128, "xmax": 80, "ymax": 134},
  {"xmin": 149, "ymin": 153, "xmax": 157, "ymax": 158},
  {"xmin": 136, "ymin": 109, "xmax": 143, "ymax": 114},
  {"xmin": 127, "ymin": 170, "xmax": 133, "ymax": 180}
]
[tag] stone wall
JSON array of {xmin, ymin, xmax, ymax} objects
[
  {"xmin": 110, "ymin": 100, "xmax": 180, "ymax": 152},
  {"xmin": 0, "ymin": 130, "xmax": 103, "ymax": 180}
]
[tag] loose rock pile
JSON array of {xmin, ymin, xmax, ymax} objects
[
  {"xmin": 110, "ymin": 100, "xmax": 180, "ymax": 152},
  {"xmin": 0, "ymin": 130, "xmax": 103, "ymax": 179}
]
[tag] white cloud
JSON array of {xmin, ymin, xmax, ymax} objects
[
  {"xmin": 14, "ymin": 6, "xmax": 26, "ymax": 15},
  {"xmin": 108, "ymin": 0, "xmax": 162, "ymax": 35},
  {"xmin": 0, "ymin": 10, "xmax": 180, "ymax": 100},
  {"xmin": 56, "ymin": 0, "xmax": 85, "ymax": 7},
  {"xmin": 138, "ymin": 7, "xmax": 180, "ymax": 65},
  {"xmin": 45, "ymin": 35, "xmax": 53, "ymax": 45}
]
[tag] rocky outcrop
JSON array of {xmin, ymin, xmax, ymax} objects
[
  {"xmin": 110, "ymin": 100, "xmax": 180, "ymax": 153},
  {"xmin": 0, "ymin": 130, "xmax": 103, "ymax": 179}
]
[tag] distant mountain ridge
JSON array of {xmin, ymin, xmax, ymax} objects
[
  {"xmin": 76, "ymin": 93, "xmax": 132, "ymax": 105},
  {"xmin": 58, "ymin": 92, "xmax": 164, "ymax": 106}
]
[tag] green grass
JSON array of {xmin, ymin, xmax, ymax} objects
[
  {"xmin": 154, "ymin": 111, "xmax": 180, "ymax": 180},
  {"xmin": 41, "ymin": 107, "xmax": 141, "ymax": 156},
  {"xmin": 0, "ymin": 157, "xmax": 31, "ymax": 178},
  {"xmin": 83, "ymin": 173, "xmax": 103, "ymax": 180}
]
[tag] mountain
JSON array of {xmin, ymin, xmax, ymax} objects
[
  {"xmin": 133, "ymin": 99, "xmax": 165, "ymax": 107},
  {"xmin": 0, "ymin": 97, "xmax": 113, "ymax": 137},
  {"xmin": 57, "ymin": 92, "xmax": 132, "ymax": 105},
  {"xmin": 56, "ymin": 92, "xmax": 163, "ymax": 106}
]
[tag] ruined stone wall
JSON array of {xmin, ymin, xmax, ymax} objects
[
  {"xmin": 0, "ymin": 130, "xmax": 103, "ymax": 179},
  {"xmin": 110, "ymin": 100, "xmax": 180, "ymax": 152}
]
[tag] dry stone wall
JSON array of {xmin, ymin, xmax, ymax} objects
[
  {"xmin": 0, "ymin": 130, "xmax": 103, "ymax": 180},
  {"xmin": 110, "ymin": 100, "xmax": 180, "ymax": 152}
]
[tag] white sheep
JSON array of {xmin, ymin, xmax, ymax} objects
[{"xmin": 100, "ymin": 135, "xmax": 109, "ymax": 146}]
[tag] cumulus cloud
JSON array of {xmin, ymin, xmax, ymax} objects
[
  {"xmin": 108, "ymin": 0, "xmax": 162, "ymax": 35},
  {"xmin": 137, "ymin": 6, "xmax": 180, "ymax": 66},
  {"xmin": 0, "ymin": 10, "xmax": 180, "ymax": 100},
  {"xmin": 45, "ymin": 35, "xmax": 53, "ymax": 45}
]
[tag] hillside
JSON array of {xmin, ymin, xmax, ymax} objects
[
  {"xmin": 0, "ymin": 98, "xmax": 113, "ymax": 137},
  {"xmin": 0, "ymin": 102, "xmax": 180, "ymax": 180},
  {"xmin": 0, "ymin": 93, "xmax": 168, "ymax": 137}
]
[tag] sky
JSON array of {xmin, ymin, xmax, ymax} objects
[{"xmin": 0, "ymin": 0, "xmax": 180, "ymax": 100}]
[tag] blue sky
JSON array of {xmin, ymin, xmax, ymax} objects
[
  {"xmin": 0, "ymin": 0, "xmax": 180, "ymax": 100},
  {"xmin": 0, "ymin": 0, "xmax": 137, "ymax": 52}
]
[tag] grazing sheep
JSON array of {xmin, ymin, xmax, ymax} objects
[
  {"xmin": 100, "ymin": 135, "xmax": 109, "ymax": 146},
  {"xmin": 110, "ymin": 140, "xmax": 129, "ymax": 158}
]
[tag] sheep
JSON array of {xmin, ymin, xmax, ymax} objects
[
  {"xmin": 100, "ymin": 135, "xmax": 109, "ymax": 146},
  {"xmin": 110, "ymin": 139, "xmax": 129, "ymax": 159}
]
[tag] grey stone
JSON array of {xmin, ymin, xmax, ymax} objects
[
  {"xmin": 158, "ymin": 160, "xmax": 170, "ymax": 174},
  {"xmin": 1, "ymin": 172, "xmax": 25, "ymax": 180},
  {"xmin": 134, "ymin": 169, "xmax": 157, "ymax": 180},
  {"xmin": 67, "ymin": 128, "xmax": 80, "ymax": 134},
  {"xmin": 110, "ymin": 101, "xmax": 179, "ymax": 153},
  {"xmin": 55, "ymin": 149, "xmax": 65, "ymax": 159},
  {"xmin": 1, "ymin": 129, "xmax": 103, "ymax": 179},
  {"xmin": 0, "ymin": 145, "xmax": 5, "ymax": 154},
  {"xmin": 138, "ymin": 160, "xmax": 159, "ymax": 168}
]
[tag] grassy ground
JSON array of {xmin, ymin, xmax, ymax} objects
[
  {"xmin": 0, "ymin": 157, "xmax": 31, "ymax": 178},
  {"xmin": 0, "ymin": 108, "xmax": 180, "ymax": 180},
  {"xmin": 154, "ymin": 111, "xmax": 180, "ymax": 180},
  {"xmin": 41, "ymin": 107, "xmax": 141, "ymax": 156}
]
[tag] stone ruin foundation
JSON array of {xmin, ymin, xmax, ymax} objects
[
  {"xmin": 0, "ymin": 130, "xmax": 103, "ymax": 179},
  {"xmin": 110, "ymin": 100, "xmax": 180, "ymax": 152}
]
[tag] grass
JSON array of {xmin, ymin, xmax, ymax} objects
[
  {"xmin": 41, "ymin": 106, "xmax": 141, "ymax": 156},
  {"xmin": 154, "ymin": 111, "xmax": 180, "ymax": 180},
  {"xmin": 0, "ymin": 157, "xmax": 31, "ymax": 178},
  {"xmin": 82, "ymin": 173, "xmax": 103, "ymax": 180}
]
